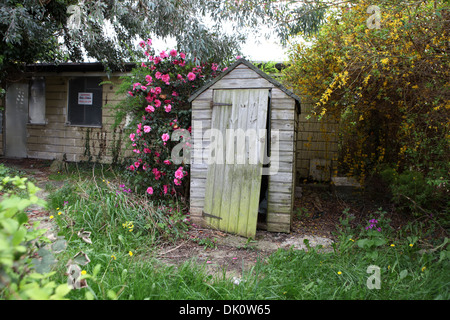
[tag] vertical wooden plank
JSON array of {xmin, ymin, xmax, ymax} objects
[
  {"xmin": 246, "ymin": 90, "xmax": 269, "ymax": 238},
  {"xmin": 203, "ymin": 94, "xmax": 221, "ymax": 227}
]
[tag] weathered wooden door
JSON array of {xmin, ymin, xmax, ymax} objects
[
  {"xmin": 5, "ymin": 82, "xmax": 29, "ymax": 158},
  {"xmin": 203, "ymin": 89, "xmax": 269, "ymax": 238}
]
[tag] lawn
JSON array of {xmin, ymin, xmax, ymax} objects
[{"xmin": 1, "ymin": 161, "xmax": 449, "ymax": 302}]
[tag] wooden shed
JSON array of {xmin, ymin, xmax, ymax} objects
[{"xmin": 188, "ymin": 58, "xmax": 301, "ymax": 238}]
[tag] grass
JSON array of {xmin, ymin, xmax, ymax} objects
[{"xmin": 10, "ymin": 163, "xmax": 449, "ymax": 300}]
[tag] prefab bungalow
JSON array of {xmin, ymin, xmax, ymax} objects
[{"xmin": 0, "ymin": 62, "xmax": 133, "ymax": 163}]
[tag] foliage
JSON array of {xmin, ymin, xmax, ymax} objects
[
  {"xmin": 0, "ymin": 176, "xmax": 70, "ymax": 300},
  {"xmin": 283, "ymin": 0, "xmax": 449, "ymax": 217},
  {"xmin": 113, "ymin": 40, "xmax": 225, "ymax": 199},
  {"xmin": 0, "ymin": 0, "xmax": 256, "ymax": 83}
]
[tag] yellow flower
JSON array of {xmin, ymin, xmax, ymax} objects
[
  {"xmin": 49, "ymin": 215, "xmax": 54, "ymax": 219},
  {"xmin": 409, "ymin": 244, "xmax": 414, "ymax": 247},
  {"xmin": 129, "ymin": 251, "xmax": 133, "ymax": 257},
  {"xmin": 380, "ymin": 58, "xmax": 389, "ymax": 65},
  {"xmin": 58, "ymin": 211, "xmax": 62, "ymax": 215},
  {"xmin": 337, "ymin": 271, "xmax": 342, "ymax": 275},
  {"xmin": 111, "ymin": 255, "xmax": 116, "ymax": 260},
  {"xmin": 390, "ymin": 244, "xmax": 395, "ymax": 247},
  {"xmin": 56, "ymin": 207, "xmax": 59, "ymax": 210},
  {"xmin": 81, "ymin": 270, "xmax": 87, "ymax": 275},
  {"xmin": 421, "ymin": 266, "xmax": 426, "ymax": 272}
]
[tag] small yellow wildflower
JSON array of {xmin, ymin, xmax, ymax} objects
[
  {"xmin": 409, "ymin": 244, "xmax": 414, "ymax": 247},
  {"xmin": 337, "ymin": 271, "xmax": 342, "ymax": 275},
  {"xmin": 390, "ymin": 244, "xmax": 395, "ymax": 247},
  {"xmin": 129, "ymin": 251, "xmax": 133, "ymax": 257},
  {"xmin": 380, "ymin": 58, "xmax": 389, "ymax": 65},
  {"xmin": 56, "ymin": 207, "xmax": 59, "ymax": 210},
  {"xmin": 421, "ymin": 266, "xmax": 426, "ymax": 272},
  {"xmin": 111, "ymin": 255, "xmax": 116, "ymax": 260},
  {"xmin": 49, "ymin": 215, "xmax": 54, "ymax": 219},
  {"xmin": 81, "ymin": 270, "xmax": 87, "ymax": 275},
  {"xmin": 58, "ymin": 211, "xmax": 62, "ymax": 215}
]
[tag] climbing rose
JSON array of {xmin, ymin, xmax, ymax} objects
[
  {"xmin": 175, "ymin": 167, "xmax": 184, "ymax": 179},
  {"xmin": 144, "ymin": 125, "xmax": 151, "ymax": 133},
  {"xmin": 146, "ymin": 187, "xmax": 154, "ymax": 194},
  {"xmin": 187, "ymin": 72, "xmax": 196, "ymax": 81},
  {"xmin": 164, "ymin": 104, "xmax": 172, "ymax": 113},
  {"xmin": 162, "ymin": 133, "xmax": 170, "ymax": 142}
]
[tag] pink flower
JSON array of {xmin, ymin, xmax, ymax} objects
[
  {"xmin": 133, "ymin": 149, "xmax": 141, "ymax": 154},
  {"xmin": 153, "ymin": 56, "xmax": 161, "ymax": 64},
  {"xmin": 177, "ymin": 74, "xmax": 183, "ymax": 80},
  {"xmin": 129, "ymin": 133, "xmax": 135, "ymax": 141},
  {"xmin": 154, "ymin": 87, "xmax": 162, "ymax": 94},
  {"xmin": 164, "ymin": 104, "xmax": 172, "ymax": 113},
  {"xmin": 133, "ymin": 82, "xmax": 141, "ymax": 90},
  {"xmin": 154, "ymin": 99, "xmax": 161, "ymax": 108},
  {"xmin": 175, "ymin": 167, "xmax": 184, "ymax": 179},
  {"xmin": 179, "ymin": 52, "xmax": 186, "ymax": 59},
  {"xmin": 172, "ymin": 91, "xmax": 179, "ymax": 96},
  {"xmin": 236, "ymin": 55, "xmax": 242, "ymax": 60},
  {"xmin": 139, "ymin": 40, "xmax": 146, "ymax": 48},
  {"xmin": 161, "ymin": 133, "xmax": 170, "ymax": 142},
  {"xmin": 174, "ymin": 178, "xmax": 181, "ymax": 186},
  {"xmin": 146, "ymin": 38, "xmax": 152, "ymax": 46},
  {"xmin": 145, "ymin": 75, "xmax": 153, "ymax": 84},
  {"xmin": 134, "ymin": 161, "xmax": 140, "ymax": 168},
  {"xmin": 164, "ymin": 160, "xmax": 171, "ymax": 165},
  {"xmin": 144, "ymin": 148, "xmax": 151, "ymax": 154},
  {"xmin": 163, "ymin": 185, "xmax": 168, "ymax": 194},
  {"xmin": 144, "ymin": 125, "xmax": 151, "ymax": 133},
  {"xmin": 211, "ymin": 63, "xmax": 218, "ymax": 71},
  {"xmin": 161, "ymin": 74, "xmax": 170, "ymax": 84},
  {"xmin": 145, "ymin": 105, "xmax": 155, "ymax": 113},
  {"xmin": 129, "ymin": 165, "xmax": 135, "ymax": 171},
  {"xmin": 160, "ymin": 51, "xmax": 169, "ymax": 59},
  {"xmin": 140, "ymin": 85, "xmax": 147, "ymax": 91},
  {"xmin": 155, "ymin": 71, "xmax": 162, "ymax": 79},
  {"xmin": 146, "ymin": 187, "xmax": 154, "ymax": 195},
  {"xmin": 170, "ymin": 49, "xmax": 177, "ymax": 57},
  {"xmin": 187, "ymin": 72, "xmax": 196, "ymax": 81},
  {"xmin": 128, "ymin": 91, "xmax": 133, "ymax": 96}
]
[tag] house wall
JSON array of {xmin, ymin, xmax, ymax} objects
[{"xmin": 1, "ymin": 75, "xmax": 129, "ymax": 163}]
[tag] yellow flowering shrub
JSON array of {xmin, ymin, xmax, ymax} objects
[{"xmin": 283, "ymin": 0, "xmax": 449, "ymax": 214}]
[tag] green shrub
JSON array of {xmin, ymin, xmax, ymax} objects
[{"xmin": 0, "ymin": 176, "xmax": 70, "ymax": 300}]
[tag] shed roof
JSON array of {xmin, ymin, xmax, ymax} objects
[{"xmin": 188, "ymin": 58, "xmax": 301, "ymax": 108}]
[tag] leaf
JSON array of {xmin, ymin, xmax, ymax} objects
[
  {"xmin": 399, "ymin": 269, "xmax": 408, "ymax": 279},
  {"xmin": 77, "ymin": 229, "xmax": 92, "ymax": 244},
  {"xmin": 72, "ymin": 251, "xmax": 91, "ymax": 266},
  {"xmin": 51, "ymin": 238, "xmax": 67, "ymax": 253},
  {"xmin": 12, "ymin": 227, "xmax": 26, "ymax": 246}
]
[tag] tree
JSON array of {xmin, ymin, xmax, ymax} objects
[{"xmin": 283, "ymin": 0, "xmax": 449, "ymax": 216}]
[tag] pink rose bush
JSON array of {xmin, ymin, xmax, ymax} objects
[{"xmin": 120, "ymin": 39, "xmax": 224, "ymax": 199}]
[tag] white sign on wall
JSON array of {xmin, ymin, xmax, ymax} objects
[{"xmin": 78, "ymin": 92, "xmax": 93, "ymax": 105}]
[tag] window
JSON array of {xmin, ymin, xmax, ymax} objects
[
  {"xmin": 28, "ymin": 77, "xmax": 46, "ymax": 124},
  {"xmin": 67, "ymin": 77, "xmax": 103, "ymax": 126}
]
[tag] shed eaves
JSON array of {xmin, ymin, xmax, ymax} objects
[{"xmin": 188, "ymin": 58, "xmax": 301, "ymax": 111}]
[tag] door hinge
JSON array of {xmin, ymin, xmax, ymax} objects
[{"xmin": 202, "ymin": 211, "xmax": 222, "ymax": 220}]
